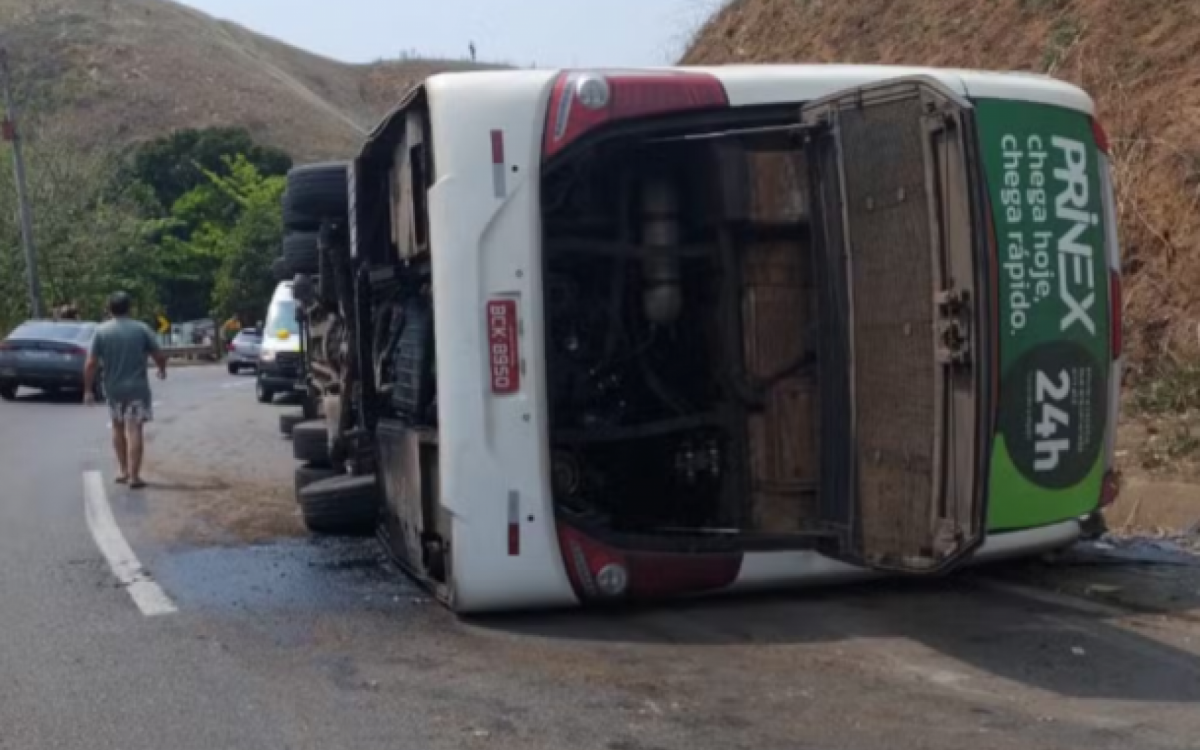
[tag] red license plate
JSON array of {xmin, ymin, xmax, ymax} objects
[{"xmin": 487, "ymin": 299, "xmax": 520, "ymax": 395}]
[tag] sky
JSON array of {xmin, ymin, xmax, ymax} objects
[{"xmin": 173, "ymin": 0, "xmax": 727, "ymax": 68}]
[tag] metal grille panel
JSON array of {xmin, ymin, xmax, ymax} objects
[{"xmin": 839, "ymin": 96, "xmax": 937, "ymax": 565}]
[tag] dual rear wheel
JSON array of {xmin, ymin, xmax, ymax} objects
[
  {"xmin": 290, "ymin": 420, "xmax": 379, "ymax": 536},
  {"xmin": 278, "ymin": 163, "xmax": 374, "ymax": 537}
]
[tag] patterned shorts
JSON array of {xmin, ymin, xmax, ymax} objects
[{"xmin": 109, "ymin": 399, "xmax": 153, "ymax": 425}]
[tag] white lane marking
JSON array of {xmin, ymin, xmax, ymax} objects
[{"xmin": 82, "ymin": 471, "xmax": 177, "ymax": 617}]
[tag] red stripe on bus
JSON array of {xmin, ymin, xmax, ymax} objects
[
  {"xmin": 490, "ymin": 130, "xmax": 505, "ymax": 165},
  {"xmin": 508, "ymin": 524, "xmax": 521, "ymax": 556}
]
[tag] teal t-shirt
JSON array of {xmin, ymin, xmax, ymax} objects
[{"xmin": 90, "ymin": 317, "xmax": 161, "ymax": 403}]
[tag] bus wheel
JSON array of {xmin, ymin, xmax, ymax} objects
[
  {"xmin": 298, "ymin": 475, "xmax": 378, "ymax": 536},
  {"xmin": 292, "ymin": 420, "xmax": 330, "ymax": 466},
  {"xmin": 279, "ymin": 412, "xmax": 306, "ymax": 437},
  {"xmin": 256, "ymin": 377, "xmax": 275, "ymax": 404},
  {"xmin": 283, "ymin": 232, "xmax": 320, "ymax": 276},
  {"xmin": 302, "ymin": 395, "xmax": 320, "ymax": 420},
  {"xmin": 283, "ymin": 163, "xmax": 349, "ymax": 231},
  {"xmin": 295, "ymin": 463, "xmax": 338, "ymax": 494},
  {"xmin": 271, "ymin": 257, "xmax": 292, "ymax": 282}
]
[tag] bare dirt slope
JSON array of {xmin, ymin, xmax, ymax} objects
[
  {"xmin": 684, "ymin": 0, "xmax": 1200, "ymax": 377},
  {"xmin": 0, "ymin": 0, "xmax": 492, "ymax": 159}
]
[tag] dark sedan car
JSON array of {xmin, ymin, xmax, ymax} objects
[{"xmin": 0, "ymin": 320, "xmax": 101, "ymax": 402}]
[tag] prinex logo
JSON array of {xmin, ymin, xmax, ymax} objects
[{"xmin": 1052, "ymin": 137, "xmax": 1099, "ymax": 336}]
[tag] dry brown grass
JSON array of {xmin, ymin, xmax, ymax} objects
[
  {"xmin": 0, "ymin": 0, "xmax": 496, "ymax": 160},
  {"xmin": 684, "ymin": 0, "xmax": 1200, "ymax": 378}
]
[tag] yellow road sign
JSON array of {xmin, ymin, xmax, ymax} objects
[{"xmin": 157, "ymin": 315, "xmax": 170, "ymax": 335}]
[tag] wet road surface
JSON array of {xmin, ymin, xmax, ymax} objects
[{"xmin": 2, "ymin": 366, "xmax": 1199, "ymax": 750}]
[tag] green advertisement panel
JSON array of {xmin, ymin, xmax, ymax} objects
[{"xmin": 974, "ymin": 99, "xmax": 1111, "ymax": 531}]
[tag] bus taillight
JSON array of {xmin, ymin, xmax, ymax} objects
[
  {"xmin": 542, "ymin": 71, "xmax": 728, "ymax": 159},
  {"xmin": 1091, "ymin": 117, "xmax": 1111, "ymax": 156},
  {"xmin": 1099, "ymin": 470, "xmax": 1121, "ymax": 509},
  {"xmin": 556, "ymin": 522, "xmax": 742, "ymax": 603},
  {"xmin": 558, "ymin": 523, "xmax": 628, "ymax": 599}
]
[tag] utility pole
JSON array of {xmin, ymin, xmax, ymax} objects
[{"xmin": 0, "ymin": 47, "xmax": 43, "ymax": 319}]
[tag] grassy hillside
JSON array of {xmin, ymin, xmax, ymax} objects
[
  {"xmin": 684, "ymin": 0, "xmax": 1200, "ymax": 378},
  {"xmin": 0, "ymin": 0, "xmax": 492, "ymax": 160}
]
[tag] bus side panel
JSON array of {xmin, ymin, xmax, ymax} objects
[
  {"xmin": 973, "ymin": 98, "xmax": 1112, "ymax": 531},
  {"xmin": 424, "ymin": 72, "xmax": 579, "ymax": 613}
]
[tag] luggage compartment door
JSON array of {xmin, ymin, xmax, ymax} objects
[{"xmin": 804, "ymin": 77, "xmax": 990, "ymax": 574}]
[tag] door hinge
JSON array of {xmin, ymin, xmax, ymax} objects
[
  {"xmin": 935, "ymin": 289, "xmax": 972, "ymax": 367},
  {"xmin": 922, "ymin": 100, "xmax": 960, "ymax": 134}
]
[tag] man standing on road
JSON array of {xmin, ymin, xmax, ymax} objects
[{"xmin": 84, "ymin": 292, "xmax": 168, "ymax": 489}]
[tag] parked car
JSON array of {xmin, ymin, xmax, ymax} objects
[
  {"xmin": 256, "ymin": 282, "xmax": 304, "ymax": 403},
  {"xmin": 226, "ymin": 328, "xmax": 262, "ymax": 374},
  {"xmin": 0, "ymin": 320, "xmax": 101, "ymax": 402}
]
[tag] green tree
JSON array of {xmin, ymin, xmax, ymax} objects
[
  {"xmin": 0, "ymin": 138, "xmax": 161, "ymax": 333},
  {"xmin": 167, "ymin": 155, "xmax": 284, "ymax": 325},
  {"xmin": 210, "ymin": 158, "xmax": 286, "ymax": 324},
  {"xmin": 0, "ymin": 125, "xmax": 289, "ymax": 335},
  {"xmin": 125, "ymin": 127, "xmax": 292, "ymax": 214},
  {"xmin": 123, "ymin": 128, "xmax": 291, "ymax": 322}
]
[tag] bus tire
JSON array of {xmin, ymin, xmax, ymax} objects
[
  {"xmin": 318, "ymin": 241, "xmax": 337, "ymax": 307},
  {"xmin": 302, "ymin": 395, "xmax": 321, "ymax": 420},
  {"xmin": 295, "ymin": 463, "xmax": 338, "ymax": 493},
  {"xmin": 283, "ymin": 163, "xmax": 349, "ymax": 231},
  {"xmin": 279, "ymin": 412, "xmax": 306, "ymax": 437},
  {"xmin": 298, "ymin": 474, "xmax": 378, "ymax": 536},
  {"xmin": 292, "ymin": 420, "xmax": 330, "ymax": 466},
  {"xmin": 271, "ymin": 257, "xmax": 291, "ymax": 282},
  {"xmin": 283, "ymin": 232, "xmax": 320, "ymax": 275},
  {"xmin": 256, "ymin": 375, "xmax": 276, "ymax": 404}
]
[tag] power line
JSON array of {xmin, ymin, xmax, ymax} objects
[{"xmin": 0, "ymin": 47, "xmax": 44, "ymax": 319}]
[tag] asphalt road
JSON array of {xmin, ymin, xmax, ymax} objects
[{"xmin": 2, "ymin": 366, "xmax": 1200, "ymax": 750}]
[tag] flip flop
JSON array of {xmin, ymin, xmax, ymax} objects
[
  {"xmin": 130, "ymin": 479, "xmax": 147, "ymax": 490},
  {"xmin": 115, "ymin": 476, "xmax": 130, "ymax": 485}
]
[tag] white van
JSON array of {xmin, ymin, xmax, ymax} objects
[
  {"xmin": 304, "ymin": 65, "xmax": 1121, "ymax": 613},
  {"xmin": 256, "ymin": 281, "xmax": 303, "ymax": 403}
]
